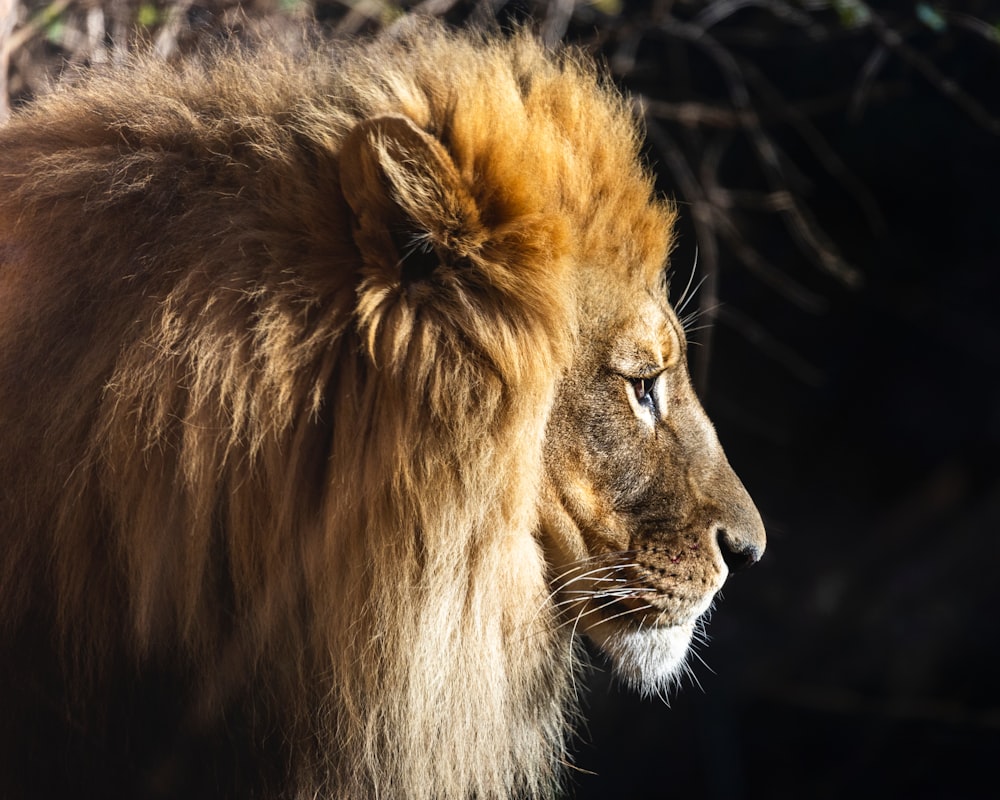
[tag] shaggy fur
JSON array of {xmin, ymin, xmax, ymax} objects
[{"xmin": 0, "ymin": 19, "xmax": 763, "ymax": 800}]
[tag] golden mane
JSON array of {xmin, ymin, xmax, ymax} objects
[{"xmin": 0, "ymin": 20, "xmax": 675, "ymax": 799}]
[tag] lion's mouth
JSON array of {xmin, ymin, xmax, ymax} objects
[
  {"xmin": 553, "ymin": 571, "xmax": 710, "ymax": 641},
  {"xmin": 586, "ymin": 618, "xmax": 699, "ymax": 696},
  {"xmin": 589, "ymin": 591, "xmax": 706, "ymax": 631},
  {"xmin": 557, "ymin": 556, "xmax": 717, "ymax": 694}
]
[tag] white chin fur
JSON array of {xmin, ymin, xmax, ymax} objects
[{"xmin": 592, "ymin": 624, "xmax": 694, "ymax": 697}]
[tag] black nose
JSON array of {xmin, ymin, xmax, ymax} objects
[{"xmin": 716, "ymin": 527, "xmax": 763, "ymax": 573}]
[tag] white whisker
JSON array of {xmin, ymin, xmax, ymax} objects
[
  {"xmin": 683, "ymin": 661, "xmax": 704, "ymax": 693},
  {"xmin": 539, "ymin": 561, "xmax": 633, "ymax": 614},
  {"xmin": 594, "ymin": 602, "xmax": 654, "ymax": 627},
  {"xmin": 559, "ymin": 594, "xmax": 635, "ymax": 635},
  {"xmin": 558, "ymin": 587, "xmax": 648, "ymax": 599},
  {"xmin": 688, "ymin": 646, "xmax": 715, "ymax": 677},
  {"xmin": 673, "ymin": 247, "xmax": 702, "ymax": 316},
  {"xmin": 679, "ymin": 302, "xmax": 721, "ymax": 333}
]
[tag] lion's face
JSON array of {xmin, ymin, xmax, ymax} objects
[{"xmin": 540, "ymin": 274, "xmax": 765, "ymax": 695}]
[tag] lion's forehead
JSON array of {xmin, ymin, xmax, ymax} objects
[{"xmin": 588, "ymin": 289, "xmax": 682, "ymax": 375}]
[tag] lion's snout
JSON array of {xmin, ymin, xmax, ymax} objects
[
  {"xmin": 708, "ymin": 463, "xmax": 766, "ymax": 576},
  {"xmin": 716, "ymin": 523, "xmax": 765, "ymax": 573}
]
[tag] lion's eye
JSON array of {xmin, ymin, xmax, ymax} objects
[
  {"xmin": 627, "ymin": 373, "xmax": 665, "ymax": 423},
  {"xmin": 632, "ymin": 377, "xmax": 656, "ymax": 410}
]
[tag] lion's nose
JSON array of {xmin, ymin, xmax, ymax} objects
[{"xmin": 716, "ymin": 518, "xmax": 765, "ymax": 573}]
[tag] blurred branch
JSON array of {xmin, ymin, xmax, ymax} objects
[
  {"xmin": 739, "ymin": 59, "xmax": 888, "ymax": 240},
  {"xmin": 4, "ymin": 0, "xmax": 73, "ymax": 68},
  {"xmin": 641, "ymin": 92, "xmax": 829, "ymax": 389},
  {"xmin": 946, "ymin": 10, "xmax": 1000, "ymax": 45},
  {"xmin": 333, "ymin": 0, "xmax": 402, "ymax": 35},
  {"xmin": 654, "ymin": 16, "xmax": 863, "ymax": 288},
  {"xmin": 694, "ymin": 0, "xmax": 815, "ymax": 32},
  {"xmin": 0, "ymin": 0, "xmax": 17, "ymax": 121},
  {"xmin": 865, "ymin": 6, "xmax": 1000, "ymax": 135},
  {"xmin": 153, "ymin": 0, "xmax": 196, "ymax": 60},
  {"xmin": 541, "ymin": 0, "xmax": 575, "ymax": 46}
]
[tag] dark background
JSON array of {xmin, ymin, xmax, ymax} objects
[
  {"xmin": 5, "ymin": 1, "xmax": 999, "ymax": 797},
  {"xmin": 567, "ymin": 4, "xmax": 1000, "ymax": 797}
]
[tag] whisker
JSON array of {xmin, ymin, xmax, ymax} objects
[
  {"xmin": 566, "ymin": 599, "xmax": 590, "ymax": 642},
  {"xmin": 679, "ymin": 302, "xmax": 721, "ymax": 331},
  {"xmin": 526, "ymin": 555, "xmax": 643, "ymax": 638},
  {"xmin": 673, "ymin": 247, "xmax": 702, "ymax": 315},
  {"xmin": 549, "ymin": 593, "xmax": 645, "ymax": 613},
  {"xmin": 552, "ymin": 559, "xmax": 641, "ymax": 587},
  {"xmin": 675, "ymin": 273, "xmax": 709, "ymax": 318},
  {"xmin": 543, "ymin": 562, "xmax": 634, "ymax": 608},
  {"xmin": 549, "ymin": 564, "xmax": 636, "ymax": 595},
  {"xmin": 558, "ymin": 592, "xmax": 656, "ymax": 636},
  {"xmin": 594, "ymin": 601, "xmax": 655, "ymax": 627},
  {"xmin": 557, "ymin": 587, "xmax": 648, "ymax": 599},
  {"xmin": 528, "ymin": 550, "xmax": 653, "ymax": 642},
  {"xmin": 560, "ymin": 594, "xmax": 637, "ymax": 635},
  {"xmin": 547, "ymin": 552, "xmax": 640, "ymax": 591},
  {"xmin": 683, "ymin": 661, "xmax": 704, "ymax": 693},
  {"xmin": 688, "ymin": 646, "xmax": 715, "ymax": 676},
  {"xmin": 549, "ymin": 572, "xmax": 649, "ymax": 608}
]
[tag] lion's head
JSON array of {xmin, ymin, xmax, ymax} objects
[
  {"xmin": 0, "ymin": 21, "xmax": 763, "ymax": 800},
  {"xmin": 540, "ymin": 265, "xmax": 765, "ymax": 696}
]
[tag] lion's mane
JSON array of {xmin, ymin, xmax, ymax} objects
[{"xmin": 0, "ymin": 21, "xmax": 672, "ymax": 799}]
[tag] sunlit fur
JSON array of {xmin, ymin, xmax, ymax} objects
[{"xmin": 0, "ymin": 21, "xmax": 682, "ymax": 800}]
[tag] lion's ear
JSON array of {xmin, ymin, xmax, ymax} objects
[{"xmin": 339, "ymin": 115, "xmax": 481, "ymax": 283}]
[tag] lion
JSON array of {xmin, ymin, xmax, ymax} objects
[{"xmin": 0, "ymin": 20, "xmax": 765, "ymax": 800}]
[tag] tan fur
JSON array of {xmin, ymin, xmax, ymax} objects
[{"xmin": 0, "ymin": 20, "xmax": 764, "ymax": 800}]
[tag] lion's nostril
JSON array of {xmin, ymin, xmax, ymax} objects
[{"xmin": 716, "ymin": 527, "xmax": 763, "ymax": 573}]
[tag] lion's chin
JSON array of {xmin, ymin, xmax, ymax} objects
[{"xmin": 589, "ymin": 623, "xmax": 695, "ymax": 698}]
